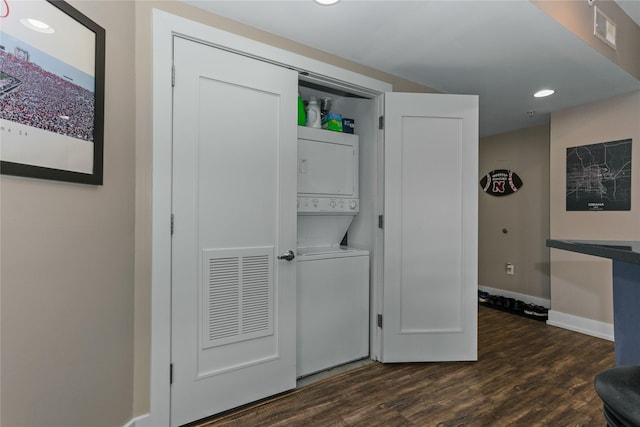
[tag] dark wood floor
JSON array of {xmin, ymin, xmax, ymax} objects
[{"xmin": 192, "ymin": 305, "xmax": 615, "ymax": 426}]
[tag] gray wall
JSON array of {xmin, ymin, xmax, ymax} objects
[
  {"xmin": 0, "ymin": 2, "xmax": 136, "ymax": 426},
  {"xmin": 478, "ymin": 124, "xmax": 550, "ymax": 300},
  {"xmin": 550, "ymin": 90, "xmax": 640, "ymax": 323}
]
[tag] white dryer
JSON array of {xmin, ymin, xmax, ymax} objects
[
  {"xmin": 296, "ymin": 126, "xmax": 369, "ymax": 378},
  {"xmin": 297, "ymin": 125, "xmax": 360, "ymax": 249}
]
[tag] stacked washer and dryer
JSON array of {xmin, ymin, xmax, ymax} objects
[{"xmin": 296, "ymin": 126, "xmax": 370, "ymax": 378}]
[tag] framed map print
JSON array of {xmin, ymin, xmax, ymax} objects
[{"xmin": 566, "ymin": 139, "xmax": 632, "ymax": 211}]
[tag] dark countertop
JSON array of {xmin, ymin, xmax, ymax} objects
[{"xmin": 546, "ymin": 240, "xmax": 640, "ymax": 265}]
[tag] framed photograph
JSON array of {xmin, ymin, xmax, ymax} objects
[
  {"xmin": 0, "ymin": 0, "xmax": 105, "ymax": 185},
  {"xmin": 566, "ymin": 138, "xmax": 632, "ymax": 211}
]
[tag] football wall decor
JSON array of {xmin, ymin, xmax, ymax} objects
[{"xmin": 480, "ymin": 169, "xmax": 523, "ymax": 196}]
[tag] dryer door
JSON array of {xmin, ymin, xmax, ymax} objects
[{"xmin": 298, "ymin": 127, "xmax": 359, "ymax": 198}]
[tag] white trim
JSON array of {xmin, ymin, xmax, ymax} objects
[
  {"xmin": 151, "ymin": 9, "xmax": 391, "ymax": 426},
  {"xmin": 546, "ymin": 310, "xmax": 614, "ymax": 342},
  {"xmin": 478, "ymin": 285, "xmax": 550, "ymax": 309},
  {"xmin": 150, "ymin": 9, "xmax": 173, "ymax": 427},
  {"xmin": 123, "ymin": 413, "xmax": 150, "ymax": 427},
  {"xmin": 370, "ymin": 93, "xmax": 386, "ymax": 363}
]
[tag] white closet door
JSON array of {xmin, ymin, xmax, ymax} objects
[
  {"xmin": 171, "ymin": 36, "xmax": 297, "ymax": 426},
  {"xmin": 382, "ymin": 92, "xmax": 478, "ymax": 362}
]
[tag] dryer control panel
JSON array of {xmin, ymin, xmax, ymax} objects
[{"xmin": 297, "ymin": 196, "xmax": 359, "ymax": 214}]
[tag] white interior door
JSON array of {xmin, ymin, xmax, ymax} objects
[
  {"xmin": 381, "ymin": 93, "xmax": 478, "ymax": 362},
  {"xmin": 171, "ymin": 36, "xmax": 297, "ymax": 426}
]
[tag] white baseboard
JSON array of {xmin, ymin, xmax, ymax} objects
[
  {"xmin": 546, "ymin": 310, "xmax": 614, "ymax": 342},
  {"xmin": 478, "ymin": 285, "xmax": 551, "ymax": 308},
  {"xmin": 123, "ymin": 413, "xmax": 150, "ymax": 427}
]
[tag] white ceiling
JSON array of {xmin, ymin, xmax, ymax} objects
[{"xmin": 181, "ymin": 0, "xmax": 640, "ymax": 137}]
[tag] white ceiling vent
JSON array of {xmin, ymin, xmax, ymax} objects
[{"xmin": 594, "ymin": 6, "xmax": 617, "ymax": 49}]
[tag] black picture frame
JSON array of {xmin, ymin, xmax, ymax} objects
[
  {"xmin": 0, "ymin": 0, "xmax": 105, "ymax": 185},
  {"xmin": 566, "ymin": 138, "xmax": 632, "ymax": 211}
]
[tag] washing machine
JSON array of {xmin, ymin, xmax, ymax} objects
[
  {"xmin": 296, "ymin": 247, "xmax": 369, "ymax": 377},
  {"xmin": 296, "ymin": 126, "xmax": 370, "ymax": 378}
]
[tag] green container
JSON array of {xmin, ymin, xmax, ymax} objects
[{"xmin": 298, "ymin": 96, "xmax": 306, "ymax": 126}]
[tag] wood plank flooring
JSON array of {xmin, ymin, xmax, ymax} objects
[{"xmin": 190, "ymin": 305, "xmax": 615, "ymax": 426}]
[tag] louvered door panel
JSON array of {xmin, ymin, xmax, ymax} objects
[
  {"xmin": 241, "ymin": 255, "xmax": 272, "ymax": 334},
  {"xmin": 202, "ymin": 248, "xmax": 274, "ymax": 350},
  {"xmin": 207, "ymin": 257, "xmax": 240, "ymax": 342}
]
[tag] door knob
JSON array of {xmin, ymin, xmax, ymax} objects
[{"xmin": 277, "ymin": 250, "xmax": 295, "ymax": 261}]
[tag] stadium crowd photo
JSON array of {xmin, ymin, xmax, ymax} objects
[{"xmin": 0, "ymin": 49, "xmax": 95, "ymax": 142}]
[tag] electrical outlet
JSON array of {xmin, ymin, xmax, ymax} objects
[{"xmin": 506, "ymin": 263, "xmax": 515, "ymax": 275}]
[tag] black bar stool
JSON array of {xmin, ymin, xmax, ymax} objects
[{"xmin": 594, "ymin": 366, "xmax": 640, "ymax": 427}]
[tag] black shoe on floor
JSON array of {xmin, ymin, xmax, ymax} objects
[{"xmin": 524, "ymin": 304, "xmax": 548, "ymax": 317}]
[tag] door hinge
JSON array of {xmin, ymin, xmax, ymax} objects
[
  {"xmin": 377, "ymin": 314, "xmax": 383, "ymax": 328},
  {"xmin": 171, "ymin": 65, "xmax": 175, "ymax": 87},
  {"xmin": 378, "ymin": 215, "xmax": 384, "ymax": 229},
  {"xmin": 170, "ymin": 363, "xmax": 174, "ymax": 384},
  {"xmin": 171, "ymin": 214, "xmax": 174, "ymax": 235},
  {"xmin": 378, "ymin": 116, "xmax": 384, "ymax": 129}
]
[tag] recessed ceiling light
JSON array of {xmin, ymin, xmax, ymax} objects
[
  {"xmin": 20, "ymin": 18, "xmax": 55, "ymax": 34},
  {"xmin": 314, "ymin": 0, "xmax": 340, "ymax": 5},
  {"xmin": 533, "ymin": 89, "xmax": 555, "ymax": 98}
]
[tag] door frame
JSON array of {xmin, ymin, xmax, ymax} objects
[{"xmin": 149, "ymin": 10, "xmax": 390, "ymax": 426}]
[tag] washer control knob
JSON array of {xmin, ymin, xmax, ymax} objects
[
  {"xmin": 329, "ymin": 200, "xmax": 337, "ymax": 208},
  {"xmin": 312, "ymin": 199, "xmax": 318, "ymax": 208},
  {"xmin": 349, "ymin": 200, "xmax": 357, "ymax": 210}
]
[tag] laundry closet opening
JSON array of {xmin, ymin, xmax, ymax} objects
[
  {"xmin": 154, "ymin": 13, "xmax": 477, "ymax": 426},
  {"xmin": 295, "ymin": 78, "xmax": 381, "ymax": 383}
]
